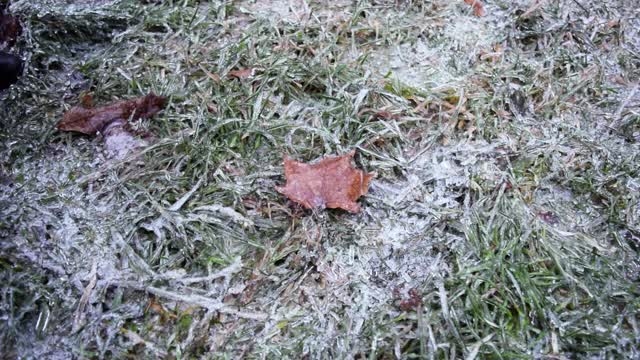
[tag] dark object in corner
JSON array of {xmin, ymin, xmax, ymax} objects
[
  {"xmin": 0, "ymin": 51, "xmax": 21, "ymax": 90},
  {"xmin": 0, "ymin": 3, "xmax": 21, "ymax": 48}
]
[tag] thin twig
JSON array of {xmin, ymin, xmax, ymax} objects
[
  {"xmin": 611, "ymin": 83, "xmax": 638, "ymax": 129},
  {"xmin": 72, "ymin": 262, "xmax": 98, "ymax": 333},
  {"xmin": 176, "ymin": 257, "xmax": 242, "ymax": 285}
]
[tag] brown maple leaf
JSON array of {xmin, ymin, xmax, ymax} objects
[
  {"xmin": 276, "ymin": 150, "xmax": 374, "ymax": 213},
  {"xmin": 58, "ymin": 93, "xmax": 166, "ymax": 135}
]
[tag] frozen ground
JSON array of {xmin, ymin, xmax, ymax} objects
[{"xmin": 1, "ymin": 0, "xmax": 639, "ymax": 358}]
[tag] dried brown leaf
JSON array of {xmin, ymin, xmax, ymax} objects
[
  {"xmin": 373, "ymin": 110, "xmax": 400, "ymax": 120},
  {"xmin": 464, "ymin": 0, "xmax": 486, "ymax": 17},
  {"xmin": 399, "ymin": 289, "xmax": 422, "ymax": 312},
  {"xmin": 58, "ymin": 93, "xmax": 166, "ymax": 135},
  {"xmin": 276, "ymin": 150, "xmax": 374, "ymax": 213},
  {"xmin": 199, "ymin": 64, "xmax": 221, "ymax": 82},
  {"xmin": 80, "ymin": 93, "xmax": 94, "ymax": 108},
  {"xmin": 228, "ymin": 68, "xmax": 253, "ymax": 79}
]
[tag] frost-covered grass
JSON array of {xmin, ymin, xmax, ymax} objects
[{"xmin": 1, "ymin": 0, "xmax": 639, "ymax": 358}]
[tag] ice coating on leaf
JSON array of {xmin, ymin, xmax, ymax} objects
[{"xmin": 57, "ymin": 93, "xmax": 166, "ymax": 135}]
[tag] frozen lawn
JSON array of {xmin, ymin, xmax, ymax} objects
[{"xmin": 1, "ymin": 0, "xmax": 639, "ymax": 358}]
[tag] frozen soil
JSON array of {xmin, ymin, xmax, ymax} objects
[{"xmin": 1, "ymin": 0, "xmax": 639, "ymax": 359}]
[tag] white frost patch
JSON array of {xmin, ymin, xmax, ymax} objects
[
  {"xmin": 259, "ymin": 210, "xmax": 451, "ymax": 355},
  {"xmin": 368, "ymin": 40, "xmax": 450, "ymax": 89},
  {"xmin": 104, "ymin": 131, "xmax": 147, "ymax": 160},
  {"xmin": 238, "ymin": 0, "xmax": 351, "ymax": 25},
  {"xmin": 443, "ymin": 15, "xmax": 495, "ymax": 52},
  {"xmin": 54, "ymin": 213, "xmax": 82, "ymax": 251},
  {"xmin": 366, "ymin": 4, "xmax": 500, "ymax": 89},
  {"xmin": 239, "ymin": 0, "xmax": 311, "ymax": 24}
]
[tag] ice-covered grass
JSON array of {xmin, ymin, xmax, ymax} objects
[{"xmin": 1, "ymin": 0, "xmax": 639, "ymax": 358}]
